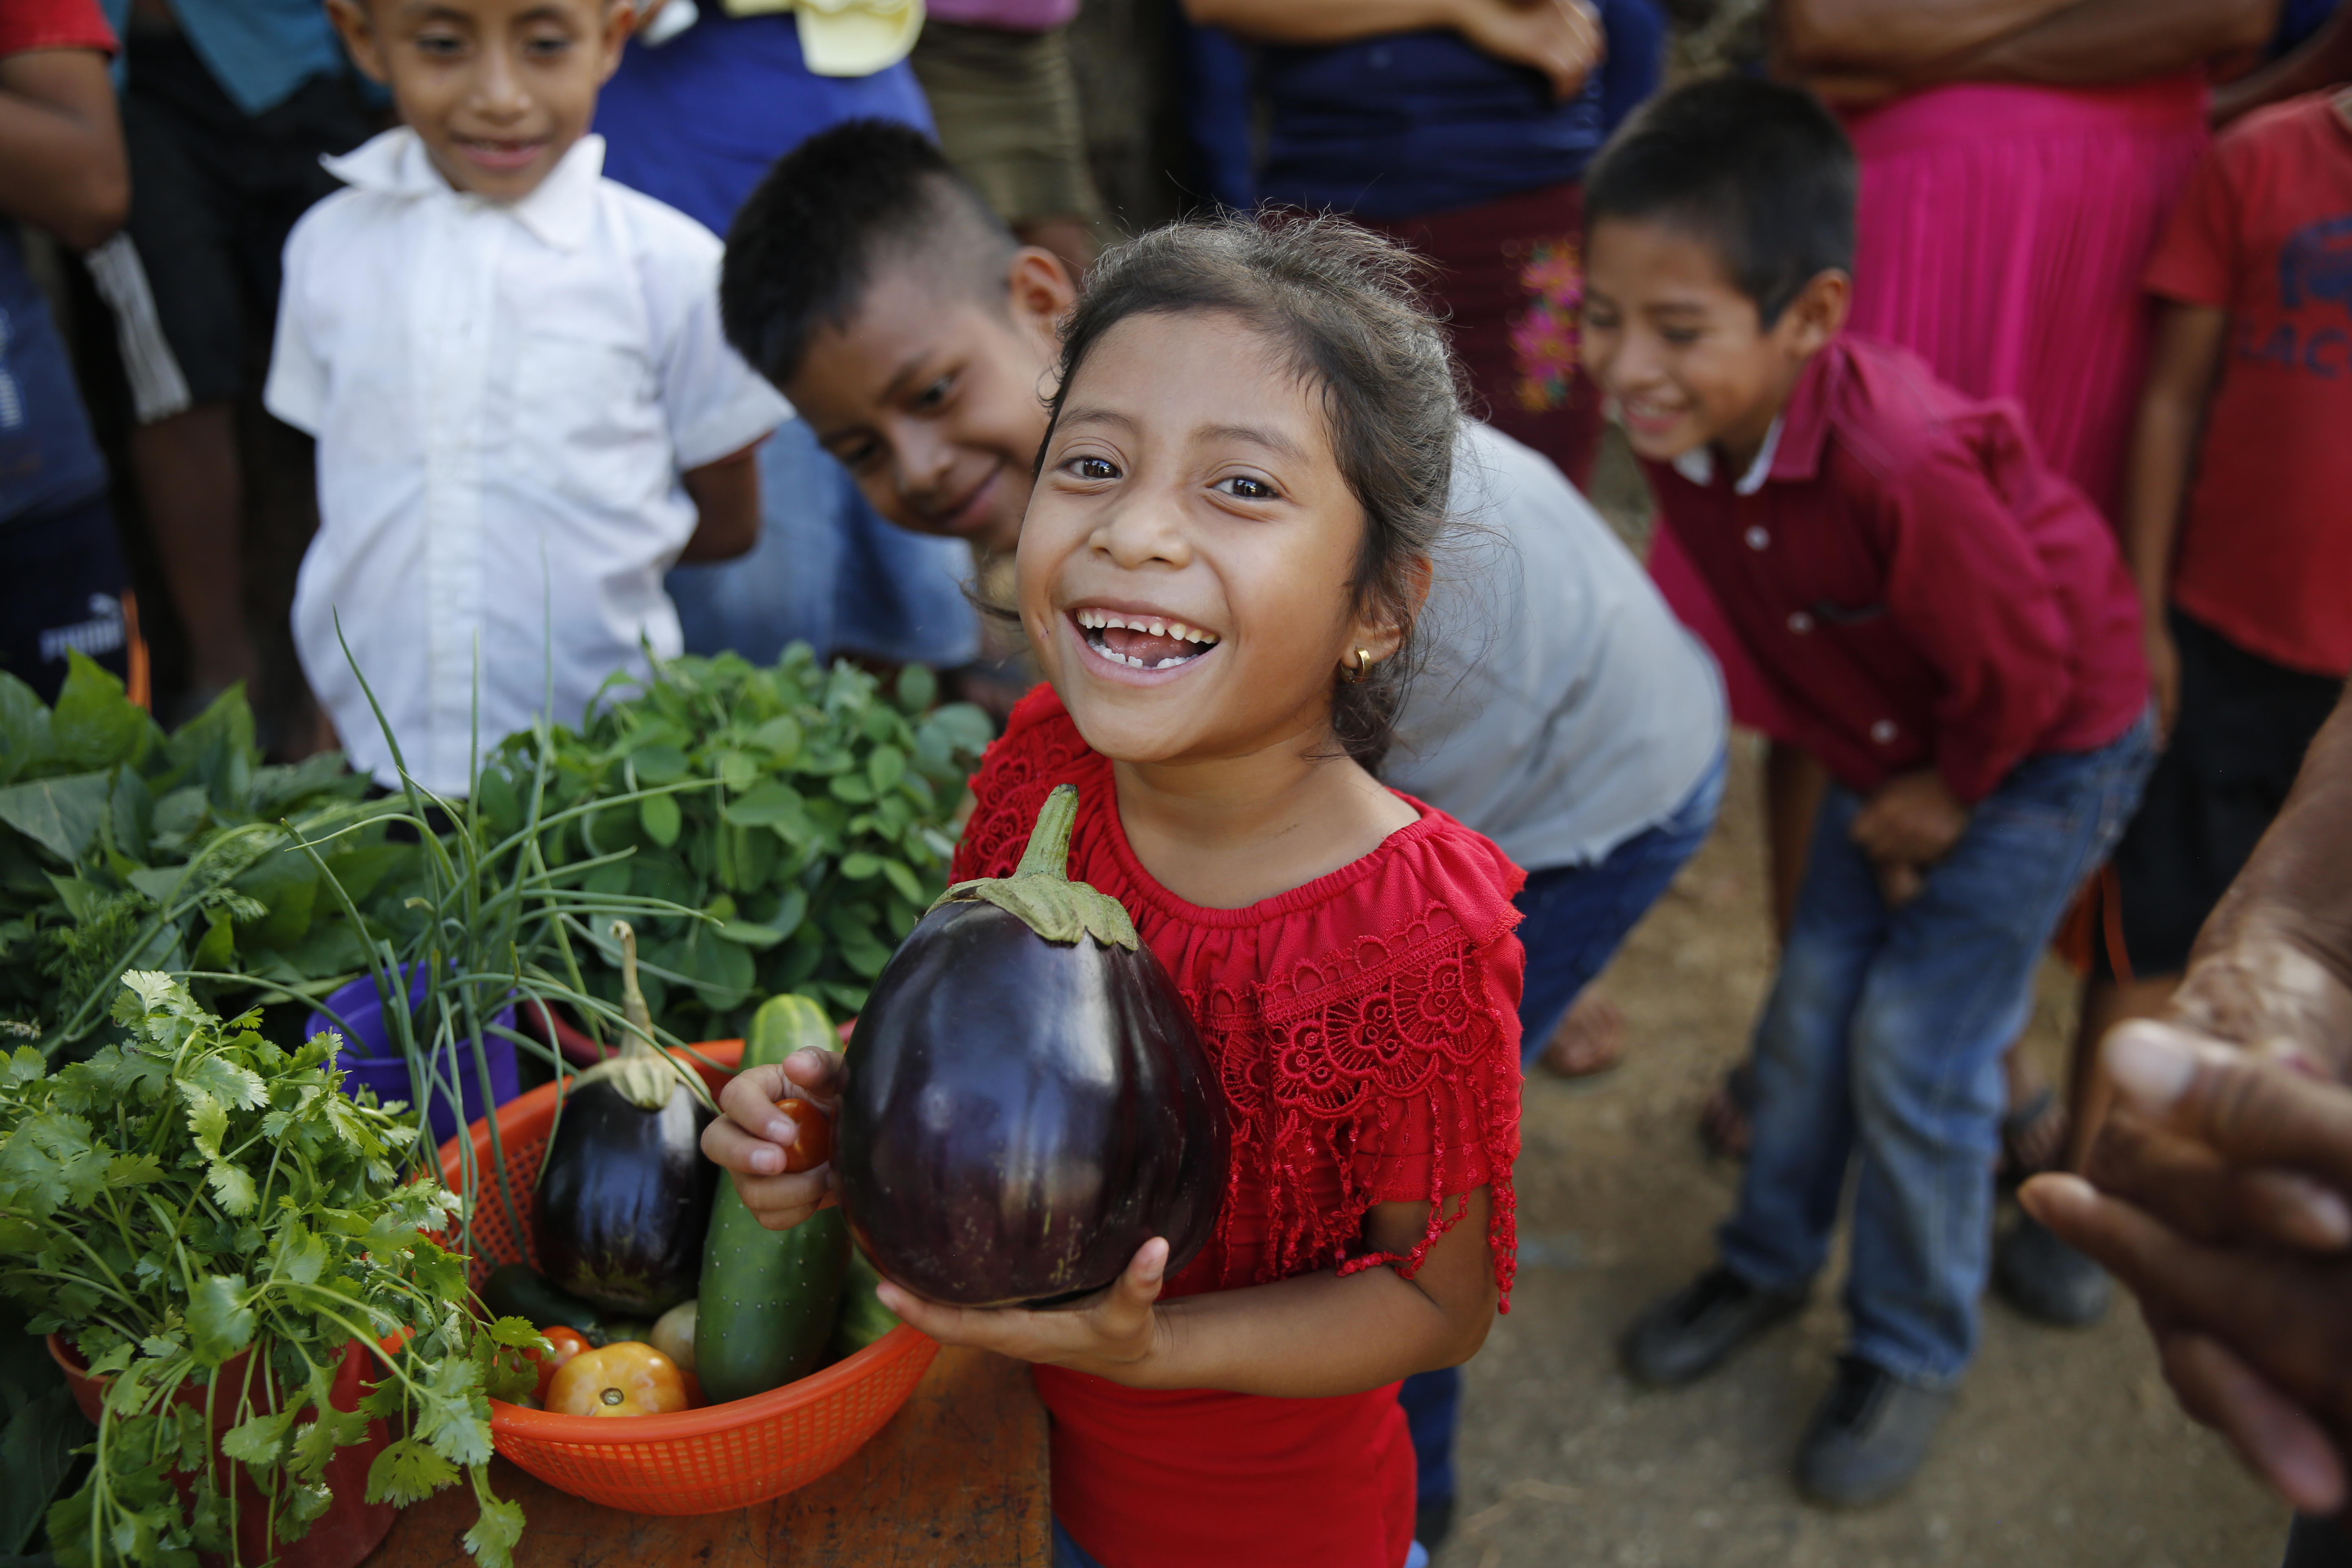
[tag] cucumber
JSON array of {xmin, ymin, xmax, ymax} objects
[
  {"xmin": 482, "ymin": 1262, "xmax": 610, "ymax": 1344},
  {"xmin": 695, "ymin": 994, "xmax": 851, "ymax": 1403},
  {"xmin": 828, "ymin": 1245, "xmax": 901, "ymax": 1360}
]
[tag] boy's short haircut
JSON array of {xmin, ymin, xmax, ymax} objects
[
  {"xmin": 720, "ymin": 120, "xmax": 1022, "ymax": 386},
  {"xmin": 1584, "ymin": 78, "xmax": 1857, "ymax": 327}
]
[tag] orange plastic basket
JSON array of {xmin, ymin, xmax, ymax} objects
[{"xmin": 436, "ymin": 1041, "xmax": 938, "ymax": 1515}]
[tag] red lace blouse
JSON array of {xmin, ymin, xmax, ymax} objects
[{"xmin": 951, "ymin": 689, "xmax": 1526, "ymax": 1568}]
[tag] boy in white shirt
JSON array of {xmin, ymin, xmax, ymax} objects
[{"xmin": 268, "ymin": 0, "xmax": 790, "ymax": 795}]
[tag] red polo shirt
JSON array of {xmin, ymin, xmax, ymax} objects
[{"xmin": 1644, "ymin": 336, "xmax": 2146, "ymax": 804}]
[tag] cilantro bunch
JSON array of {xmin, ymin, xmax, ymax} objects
[{"xmin": 0, "ymin": 974, "xmax": 537, "ymax": 1568}]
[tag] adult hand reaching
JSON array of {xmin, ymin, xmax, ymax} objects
[
  {"xmin": 2021, "ymin": 682, "xmax": 2352, "ymax": 1515},
  {"xmin": 2024, "ymin": 1034, "xmax": 2352, "ymax": 1511}
]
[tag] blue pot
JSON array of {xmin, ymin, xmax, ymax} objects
[{"xmin": 303, "ymin": 966, "xmax": 520, "ymax": 1144}]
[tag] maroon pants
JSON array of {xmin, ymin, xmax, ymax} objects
[{"xmin": 1369, "ymin": 179, "xmax": 1602, "ymax": 489}]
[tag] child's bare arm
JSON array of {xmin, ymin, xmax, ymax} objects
[
  {"xmin": 0, "ymin": 47, "xmax": 126, "ymax": 251},
  {"xmin": 1776, "ymin": 0, "xmax": 2079, "ymax": 75},
  {"xmin": 1186, "ymin": 0, "xmax": 1602, "ymax": 102},
  {"xmin": 1905, "ymin": 0, "xmax": 2275, "ymax": 88},
  {"xmin": 2125, "ymin": 301, "xmax": 2229, "ymax": 737},
  {"xmin": 1782, "ymin": 0, "xmax": 2271, "ymax": 97},
  {"xmin": 677, "ymin": 441, "xmax": 763, "ymax": 563},
  {"xmin": 2213, "ymin": 10, "xmax": 2352, "ymax": 125},
  {"xmin": 875, "ymin": 1190, "xmax": 1501, "ymax": 1398}
]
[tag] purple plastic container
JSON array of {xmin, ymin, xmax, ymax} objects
[{"xmin": 303, "ymin": 965, "xmax": 520, "ymax": 1144}]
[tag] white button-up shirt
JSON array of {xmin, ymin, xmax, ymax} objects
[{"xmin": 266, "ymin": 129, "xmax": 789, "ymax": 794}]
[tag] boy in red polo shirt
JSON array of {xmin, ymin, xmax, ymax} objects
[
  {"xmin": 1584, "ymin": 78, "xmax": 2156, "ymax": 1508},
  {"xmin": 2089, "ymin": 86, "xmax": 2352, "ymax": 1112}
]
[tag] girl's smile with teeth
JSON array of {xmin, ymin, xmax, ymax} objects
[
  {"xmin": 1072, "ymin": 607, "xmax": 1222, "ymax": 671},
  {"xmin": 1018, "ymin": 308, "xmax": 1401, "ymax": 770}
]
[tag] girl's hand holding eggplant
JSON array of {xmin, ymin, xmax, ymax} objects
[
  {"xmin": 701, "ymin": 1050, "xmax": 844, "ymax": 1230},
  {"xmin": 876, "ymin": 1238, "xmax": 1171, "ymax": 1377}
]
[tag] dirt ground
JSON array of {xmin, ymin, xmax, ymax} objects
[{"xmin": 1437, "ymin": 730, "xmax": 2288, "ymax": 1568}]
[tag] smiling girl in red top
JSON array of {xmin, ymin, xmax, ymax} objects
[{"xmin": 702, "ymin": 216, "xmax": 1525, "ymax": 1568}]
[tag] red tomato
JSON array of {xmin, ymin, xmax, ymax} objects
[
  {"xmin": 532, "ymin": 1325, "xmax": 592, "ymax": 1401},
  {"xmin": 775, "ymin": 1097, "xmax": 833, "ymax": 1174}
]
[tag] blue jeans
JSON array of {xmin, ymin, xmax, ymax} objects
[
  {"xmin": 1511, "ymin": 748, "xmax": 1727, "ymax": 1064},
  {"xmin": 664, "ymin": 420, "xmax": 981, "ymax": 670},
  {"xmin": 1397, "ymin": 1362, "xmax": 1460, "ymax": 1509},
  {"xmin": 1393, "ymin": 753, "xmax": 1729, "ymax": 1511},
  {"xmin": 1718, "ymin": 716, "xmax": 2156, "ymax": 1385},
  {"xmin": 1051, "ymin": 1520, "xmax": 1428, "ymax": 1568}
]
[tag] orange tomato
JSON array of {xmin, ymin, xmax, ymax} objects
[
  {"xmin": 546, "ymin": 1342, "xmax": 690, "ymax": 1418},
  {"xmin": 531, "ymin": 1325, "xmax": 592, "ymax": 1401},
  {"xmin": 775, "ymin": 1096, "xmax": 833, "ymax": 1173}
]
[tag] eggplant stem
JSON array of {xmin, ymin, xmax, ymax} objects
[
  {"xmin": 931, "ymin": 784, "xmax": 1140, "ymax": 951},
  {"xmin": 577, "ymin": 920, "xmax": 680, "ymax": 1109},
  {"xmin": 1013, "ymin": 784, "xmax": 1080, "ymax": 880},
  {"xmin": 614, "ymin": 920, "xmax": 655, "ymax": 1041}
]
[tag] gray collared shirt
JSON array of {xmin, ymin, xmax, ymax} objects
[{"xmin": 1385, "ymin": 422, "xmax": 1726, "ymax": 872}]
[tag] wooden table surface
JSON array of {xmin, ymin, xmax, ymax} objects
[{"xmin": 369, "ymin": 1347, "xmax": 1049, "ymax": 1568}]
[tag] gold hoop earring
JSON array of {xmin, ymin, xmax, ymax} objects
[{"xmin": 1341, "ymin": 648, "xmax": 1374, "ymax": 685}]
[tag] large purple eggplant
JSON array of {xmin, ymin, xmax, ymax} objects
[{"xmin": 838, "ymin": 784, "xmax": 1227, "ymax": 1307}]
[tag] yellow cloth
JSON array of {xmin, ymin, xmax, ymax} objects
[{"xmin": 721, "ymin": 0, "xmax": 924, "ymax": 76}]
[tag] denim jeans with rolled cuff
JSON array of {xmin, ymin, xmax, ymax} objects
[
  {"xmin": 1716, "ymin": 714, "xmax": 2156, "ymax": 1387},
  {"xmin": 665, "ymin": 419, "xmax": 980, "ymax": 671}
]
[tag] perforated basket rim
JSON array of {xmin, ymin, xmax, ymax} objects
[{"xmin": 436, "ymin": 1040, "xmax": 933, "ymax": 1449}]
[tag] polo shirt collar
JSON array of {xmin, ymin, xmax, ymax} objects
[
  {"xmin": 1671, "ymin": 412, "xmax": 1784, "ymax": 494},
  {"xmin": 1665, "ymin": 340, "xmax": 1847, "ymax": 492},
  {"xmin": 321, "ymin": 127, "xmax": 606, "ymax": 252},
  {"xmin": 1762, "ymin": 341, "xmax": 1843, "ymax": 485}
]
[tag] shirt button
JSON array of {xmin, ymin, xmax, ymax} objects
[
  {"xmin": 1871, "ymin": 720, "xmax": 1898, "ymax": 744},
  {"xmin": 1787, "ymin": 611, "xmax": 1814, "ymax": 634},
  {"xmin": 1745, "ymin": 526, "xmax": 1770, "ymax": 551}
]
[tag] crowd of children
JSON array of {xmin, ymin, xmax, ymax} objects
[{"xmin": 6, "ymin": 0, "xmax": 2352, "ymax": 1563}]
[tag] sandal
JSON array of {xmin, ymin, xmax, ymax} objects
[
  {"xmin": 1998, "ymin": 1086, "xmax": 2069, "ymax": 1183},
  {"xmin": 1537, "ymin": 992, "xmax": 1626, "ymax": 1078},
  {"xmin": 1699, "ymin": 1060, "xmax": 1755, "ymax": 1160}
]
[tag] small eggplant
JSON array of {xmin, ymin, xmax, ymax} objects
[
  {"xmin": 533, "ymin": 922, "xmax": 715, "ymax": 1316},
  {"xmin": 838, "ymin": 784, "xmax": 1227, "ymax": 1308}
]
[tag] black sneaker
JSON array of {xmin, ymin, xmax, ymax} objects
[
  {"xmin": 1994, "ymin": 1211, "xmax": 2111, "ymax": 1326},
  {"xmin": 1796, "ymin": 1356, "xmax": 1953, "ymax": 1507},
  {"xmin": 1621, "ymin": 1264, "xmax": 1806, "ymax": 1387},
  {"xmin": 1414, "ymin": 1497, "xmax": 1455, "ymax": 1552}
]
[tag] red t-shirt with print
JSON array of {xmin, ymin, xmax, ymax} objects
[
  {"xmin": 2144, "ymin": 91, "xmax": 2352, "ymax": 677},
  {"xmin": 0, "ymin": 0, "xmax": 116, "ymax": 59},
  {"xmin": 949, "ymin": 686, "xmax": 1525, "ymax": 1568}
]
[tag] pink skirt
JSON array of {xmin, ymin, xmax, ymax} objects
[{"xmin": 1653, "ymin": 74, "xmax": 2211, "ymax": 737}]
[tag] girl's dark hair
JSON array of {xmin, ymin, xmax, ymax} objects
[{"xmin": 1039, "ymin": 214, "xmax": 1461, "ymax": 771}]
